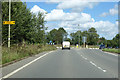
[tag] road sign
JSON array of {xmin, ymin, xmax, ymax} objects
[
  {"xmin": 3, "ymin": 21, "xmax": 15, "ymax": 24},
  {"xmin": 82, "ymin": 36, "xmax": 87, "ymax": 43},
  {"xmin": 50, "ymin": 41, "xmax": 52, "ymax": 43}
]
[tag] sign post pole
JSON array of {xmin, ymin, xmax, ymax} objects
[
  {"xmin": 8, "ymin": 0, "xmax": 11, "ymax": 48},
  {"xmin": 82, "ymin": 36, "xmax": 87, "ymax": 48}
]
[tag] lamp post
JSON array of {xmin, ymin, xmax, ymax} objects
[
  {"xmin": 68, "ymin": 23, "xmax": 81, "ymax": 47},
  {"xmin": 76, "ymin": 24, "xmax": 81, "ymax": 47}
]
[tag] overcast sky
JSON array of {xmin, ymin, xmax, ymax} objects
[{"xmin": 25, "ymin": 0, "xmax": 118, "ymax": 40}]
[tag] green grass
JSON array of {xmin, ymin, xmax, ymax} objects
[
  {"xmin": 102, "ymin": 48, "xmax": 120, "ymax": 53},
  {"xmin": 54, "ymin": 44, "xmax": 62, "ymax": 47},
  {"xmin": 2, "ymin": 44, "xmax": 57, "ymax": 65}
]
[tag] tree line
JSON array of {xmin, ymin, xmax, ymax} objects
[
  {"xmin": 2, "ymin": 1, "xmax": 119, "ymax": 48},
  {"xmin": 2, "ymin": 2, "xmax": 46, "ymax": 46},
  {"xmin": 47, "ymin": 27, "xmax": 119, "ymax": 48}
]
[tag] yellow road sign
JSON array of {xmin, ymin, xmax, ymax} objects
[{"xmin": 3, "ymin": 21, "xmax": 15, "ymax": 24}]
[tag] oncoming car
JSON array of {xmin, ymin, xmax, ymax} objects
[
  {"xmin": 62, "ymin": 41, "xmax": 70, "ymax": 50},
  {"xmin": 99, "ymin": 44, "xmax": 105, "ymax": 49}
]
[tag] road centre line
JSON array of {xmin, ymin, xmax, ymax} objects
[
  {"xmin": 89, "ymin": 61, "xmax": 97, "ymax": 67},
  {"xmin": 1, "ymin": 51, "xmax": 54, "ymax": 79},
  {"xmin": 81, "ymin": 55, "xmax": 87, "ymax": 60}
]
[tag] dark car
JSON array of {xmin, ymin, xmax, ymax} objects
[
  {"xmin": 99, "ymin": 44, "xmax": 105, "ymax": 49},
  {"xmin": 115, "ymin": 46, "xmax": 119, "ymax": 49},
  {"xmin": 107, "ymin": 46, "xmax": 112, "ymax": 49}
]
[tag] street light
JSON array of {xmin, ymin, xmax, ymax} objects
[
  {"xmin": 76, "ymin": 24, "xmax": 81, "ymax": 47},
  {"xmin": 67, "ymin": 23, "xmax": 81, "ymax": 46}
]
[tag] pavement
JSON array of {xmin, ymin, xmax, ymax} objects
[{"xmin": 1, "ymin": 48, "xmax": 118, "ymax": 78}]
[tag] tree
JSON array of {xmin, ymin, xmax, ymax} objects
[
  {"xmin": 49, "ymin": 29, "xmax": 58, "ymax": 44},
  {"xmin": 70, "ymin": 27, "xmax": 100, "ymax": 45},
  {"xmin": 98, "ymin": 37, "xmax": 107, "ymax": 45},
  {"xmin": 2, "ymin": 1, "xmax": 46, "ymax": 46},
  {"xmin": 64, "ymin": 38, "xmax": 72, "ymax": 43},
  {"xmin": 70, "ymin": 33, "xmax": 76, "ymax": 45},
  {"xmin": 88, "ymin": 27, "xmax": 99, "ymax": 45},
  {"xmin": 46, "ymin": 28, "xmax": 67, "ymax": 44},
  {"xmin": 112, "ymin": 34, "xmax": 119, "ymax": 47},
  {"xmin": 57, "ymin": 27, "xmax": 67, "ymax": 43}
]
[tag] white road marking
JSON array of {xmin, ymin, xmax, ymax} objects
[
  {"xmin": 88, "ymin": 48, "xmax": 99, "ymax": 49},
  {"xmin": 81, "ymin": 55, "xmax": 87, "ymax": 60},
  {"xmin": 90, "ymin": 61, "xmax": 97, "ymax": 67},
  {"xmin": 56, "ymin": 47, "xmax": 59, "ymax": 49},
  {"xmin": 1, "ymin": 51, "xmax": 54, "ymax": 79},
  {"xmin": 80, "ymin": 54, "xmax": 107, "ymax": 72},
  {"xmin": 103, "ymin": 51, "xmax": 118, "ymax": 56},
  {"xmin": 89, "ymin": 61, "xmax": 106, "ymax": 72},
  {"xmin": 84, "ymin": 57, "xmax": 87, "ymax": 60},
  {"xmin": 100, "ymin": 50, "xmax": 118, "ymax": 56}
]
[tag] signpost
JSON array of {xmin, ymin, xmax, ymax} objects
[
  {"xmin": 2, "ymin": 0, "xmax": 15, "ymax": 48},
  {"xmin": 3, "ymin": 21, "xmax": 15, "ymax": 24},
  {"xmin": 8, "ymin": 0, "xmax": 11, "ymax": 48},
  {"xmin": 82, "ymin": 36, "xmax": 87, "ymax": 48}
]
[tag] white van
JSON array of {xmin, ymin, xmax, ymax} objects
[{"xmin": 62, "ymin": 41, "xmax": 70, "ymax": 50}]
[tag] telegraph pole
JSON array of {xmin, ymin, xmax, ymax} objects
[
  {"xmin": 8, "ymin": 0, "xmax": 11, "ymax": 47},
  {"xmin": 79, "ymin": 32, "xmax": 80, "ymax": 46},
  {"xmin": 77, "ymin": 24, "xmax": 81, "ymax": 47}
]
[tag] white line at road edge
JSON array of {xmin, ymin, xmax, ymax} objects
[
  {"xmin": 1, "ymin": 51, "xmax": 54, "ymax": 79},
  {"xmin": 99, "ymin": 50, "xmax": 118, "ymax": 57},
  {"xmin": 103, "ymin": 51, "xmax": 118, "ymax": 57}
]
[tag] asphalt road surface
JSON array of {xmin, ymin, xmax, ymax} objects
[{"xmin": 2, "ymin": 48, "xmax": 118, "ymax": 78}]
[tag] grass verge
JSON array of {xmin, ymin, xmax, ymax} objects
[
  {"xmin": 88, "ymin": 45, "xmax": 99, "ymax": 48},
  {"xmin": 102, "ymin": 48, "xmax": 120, "ymax": 54},
  {"xmin": 2, "ymin": 44, "xmax": 57, "ymax": 65}
]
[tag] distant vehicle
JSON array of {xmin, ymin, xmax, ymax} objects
[
  {"xmin": 99, "ymin": 44, "xmax": 105, "ymax": 49},
  {"xmin": 62, "ymin": 41, "xmax": 70, "ymax": 50},
  {"xmin": 107, "ymin": 46, "xmax": 112, "ymax": 49},
  {"xmin": 115, "ymin": 46, "xmax": 119, "ymax": 49}
]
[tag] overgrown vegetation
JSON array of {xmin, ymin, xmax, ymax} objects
[
  {"xmin": 102, "ymin": 48, "xmax": 120, "ymax": 53},
  {"xmin": 2, "ymin": 44, "xmax": 56, "ymax": 64}
]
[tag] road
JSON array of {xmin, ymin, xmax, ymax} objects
[{"xmin": 2, "ymin": 48, "xmax": 118, "ymax": 78}]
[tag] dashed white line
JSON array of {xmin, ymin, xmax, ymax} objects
[
  {"xmin": 90, "ymin": 61, "xmax": 97, "ymax": 67},
  {"xmin": 80, "ymin": 54, "xmax": 107, "ymax": 73},
  {"xmin": 1, "ymin": 51, "xmax": 54, "ymax": 79},
  {"xmin": 89, "ymin": 61, "xmax": 106, "ymax": 72},
  {"xmin": 84, "ymin": 57, "xmax": 87, "ymax": 60},
  {"xmin": 81, "ymin": 55, "xmax": 87, "ymax": 60}
]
